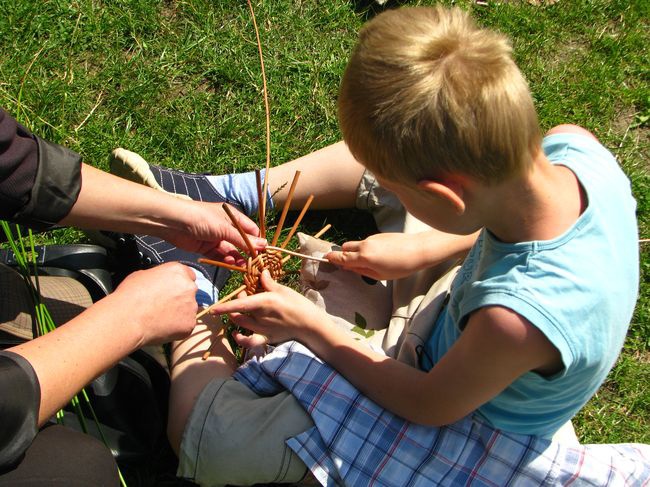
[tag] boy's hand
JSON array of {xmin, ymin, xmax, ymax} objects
[
  {"xmin": 326, "ymin": 232, "xmax": 432, "ymax": 280},
  {"xmin": 210, "ymin": 270, "xmax": 328, "ymax": 345},
  {"xmin": 327, "ymin": 230, "xmax": 479, "ymax": 280}
]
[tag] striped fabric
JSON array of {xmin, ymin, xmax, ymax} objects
[{"xmin": 234, "ymin": 341, "xmax": 650, "ymax": 487}]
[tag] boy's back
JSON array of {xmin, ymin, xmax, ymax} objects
[{"xmin": 422, "ymin": 130, "xmax": 638, "ymax": 437}]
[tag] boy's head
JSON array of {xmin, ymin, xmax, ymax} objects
[{"xmin": 338, "ymin": 6, "xmax": 542, "ymax": 186}]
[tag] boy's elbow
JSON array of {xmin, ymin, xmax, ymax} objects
[{"xmin": 407, "ymin": 397, "xmax": 469, "ymax": 428}]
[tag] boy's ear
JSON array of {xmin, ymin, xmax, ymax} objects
[{"xmin": 417, "ymin": 177, "xmax": 466, "ymax": 215}]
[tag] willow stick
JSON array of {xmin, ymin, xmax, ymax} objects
[
  {"xmin": 270, "ymin": 170, "xmax": 300, "ymax": 247},
  {"xmin": 247, "ymin": 0, "xmax": 272, "ymax": 228},
  {"xmin": 313, "ymin": 223, "xmax": 332, "ymax": 239},
  {"xmin": 198, "ymin": 258, "xmax": 247, "ymax": 274},
  {"xmin": 267, "ymin": 245, "xmax": 329, "ymax": 263},
  {"xmin": 196, "ymin": 284, "xmax": 247, "ymax": 320},
  {"xmin": 223, "ymin": 204, "xmax": 257, "ymax": 257},
  {"xmin": 198, "ymin": 283, "xmax": 247, "ymax": 361},
  {"xmin": 255, "ymin": 169, "xmax": 266, "ymax": 238},
  {"xmin": 281, "ymin": 224, "xmax": 332, "ymax": 264},
  {"xmin": 279, "ymin": 194, "xmax": 314, "ymax": 249},
  {"xmin": 202, "ymin": 327, "xmax": 226, "ymax": 361}
]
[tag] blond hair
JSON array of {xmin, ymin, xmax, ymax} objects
[{"xmin": 338, "ymin": 6, "xmax": 541, "ymax": 185}]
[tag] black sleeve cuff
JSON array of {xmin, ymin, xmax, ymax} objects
[
  {"xmin": 13, "ymin": 137, "xmax": 82, "ymax": 230},
  {"xmin": 0, "ymin": 351, "xmax": 41, "ymax": 470}
]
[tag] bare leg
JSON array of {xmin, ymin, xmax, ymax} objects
[
  {"xmin": 267, "ymin": 141, "xmax": 365, "ymax": 210},
  {"xmin": 167, "ymin": 312, "xmax": 238, "ymax": 454}
]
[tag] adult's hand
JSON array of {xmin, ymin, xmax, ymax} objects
[
  {"xmin": 108, "ymin": 262, "xmax": 200, "ymax": 345},
  {"xmin": 61, "ymin": 164, "xmax": 266, "ymax": 263},
  {"xmin": 9, "ymin": 262, "xmax": 202, "ymax": 423},
  {"xmin": 161, "ymin": 202, "xmax": 266, "ymax": 265}
]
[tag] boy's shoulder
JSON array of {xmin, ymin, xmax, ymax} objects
[{"xmin": 542, "ymin": 127, "xmax": 619, "ymax": 174}]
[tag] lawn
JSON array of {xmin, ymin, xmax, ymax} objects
[{"xmin": 1, "ymin": 0, "xmax": 648, "ymax": 482}]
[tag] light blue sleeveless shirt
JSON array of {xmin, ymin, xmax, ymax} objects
[{"xmin": 422, "ymin": 133, "xmax": 639, "ymax": 437}]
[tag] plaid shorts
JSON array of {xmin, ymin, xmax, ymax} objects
[{"xmin": 235, "ymin": 341, "xmax": 650, "ymax": 486}]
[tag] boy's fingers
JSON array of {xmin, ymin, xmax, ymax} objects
[
  {"xmin": 326, "ymin": 250, "xmax": 360, "ymax": 266},
  {"xmin": 232, "ymin": 331, "xmax": 267, "ymax": 348},
  {"xmin": 229, "ymin": 312, "xmax": 256, "ymax": 330},
  {"xmin": 212, "ymin": 293, "xmax": 263, "ymax": 315},
  {"xmin": 341, "ymin": 240, "xmax": 361, "ymax": 251}
]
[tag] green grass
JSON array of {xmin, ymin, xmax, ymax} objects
[{"xmin": 1, "ymin": 0, "xmax": 648, "ymax": 467}]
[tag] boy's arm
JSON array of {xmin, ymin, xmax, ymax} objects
[
  {"xmin": 310, "ymin": 305, "xmax": 562, "ymax": 425},
  {"xmin": 326, "ymin": 229, "xmax": 479, "ymax": 280},
  {"xmin": 218, "ymin": 272, "xmax": 562, "ymax": 426}
]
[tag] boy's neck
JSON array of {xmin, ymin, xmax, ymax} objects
[{"xmin": 477, "ymin": 150, "xmax": 587, "ymax": 244}]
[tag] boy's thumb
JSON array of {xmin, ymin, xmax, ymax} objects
[{"xmin": 260, "ymin": 269, "xmax": 278, "ymax": 289}]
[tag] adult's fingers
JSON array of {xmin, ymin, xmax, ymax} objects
[
  {"xmin": 217, "ymin": 224, "xmax": 266, "ymax": 256},
  {"xmin": 228, "ymin": 207, "xmax": 261, "ymax": 238}
]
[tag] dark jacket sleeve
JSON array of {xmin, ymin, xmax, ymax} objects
[
  {"xmin": 0, "ymin": 108, "xmax": 82, "ymax": 229},
  {"xmin": 0, "ymin": 351, "xmax": 40, "ymax": 470}
]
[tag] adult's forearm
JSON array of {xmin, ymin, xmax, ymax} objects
[
  {"xmin": 59, "ymin": 163, "xmax": 192, "ymax": 238},
  {"xmin": 8, "ymin": 295, "xmax": 143, "ymax": 425}
]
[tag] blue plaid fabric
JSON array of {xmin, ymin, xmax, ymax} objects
[{"xmin": 234, "ymin": 342, "xmax": 650, "ymax": 487}]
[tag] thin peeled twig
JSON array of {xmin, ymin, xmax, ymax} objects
[
  {"xmin": 202, "ymin": 326, "xmax": 226, "ymax": 361},
  {"xmin": 313, "ymin": 223, "xmax": 332, "ymax": 239},
  {"xmin": 255, "ymin": 169, "xmax": 266, "ymax": 238},
  {"xmin": 266, "ymin": 245, "xmax": 329, "ymax": 263},
  {"xmin": 281, "ymin": 224, "xmax": 332, "ymax": 264},
  {"xmin": 270, "ymin": 170, "xmax": 300, "ymax": 247},
  {"xmin": 280, "ymin": 194, "xmax": 314, "ymax": 249},
  {"xmin": 198, "ymin": 258, "xmax": 247, "ymax": 274},
  {"xmin": 247, "ymin": 0, "xmax": 272, "ymax": 228},
  {"xmin": 223, "ymin": 204, "xmax": 257, "ymax": 257}
]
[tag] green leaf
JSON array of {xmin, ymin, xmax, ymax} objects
[{"xmin": 354, "ymin": 312, "xmax": 367, "ymax": 329}]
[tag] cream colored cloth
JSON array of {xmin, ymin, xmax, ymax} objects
[{"xmin": 298, "ymin": 232, "xmax": 459, "ymax": 364}]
